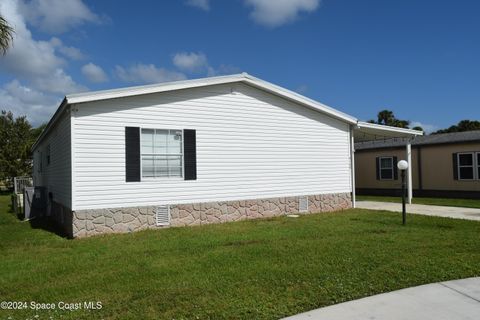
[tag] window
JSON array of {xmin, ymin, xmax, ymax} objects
[
  {"xmin": 379, "ymin": 157, "xmax": 394, "ymax": 180},
  {"xmin": 477, "ymin": 153, "xmax": 480, "ymax": 179},
  {"xmin": 457, "ymin": 153, "xmax": 474, "ymax": 180},
  {"xmin": 46, "ymin": 144, "xmax": 51, "ymax": 165},
  {"xmin": 141, "ymin": 129, "xmax": 183, "ymax": 178}
]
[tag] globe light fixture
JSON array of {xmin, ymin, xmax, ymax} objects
[
  {"xmin": 397, "ymin": 160, "xmax": 408, "ymax": 225},
  {"xmin": 397, "ymin": 160, "xmax": 409, "ymax": 171}
]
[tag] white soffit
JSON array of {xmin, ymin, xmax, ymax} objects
[{"xmin": 354, "ymin": 121, "xmax": 424, "ymax": 142}]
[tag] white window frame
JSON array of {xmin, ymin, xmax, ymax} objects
[
  {"xmin": 457, "ymin": 152, "xmax": 475, "ymax": 181},
  {"xmin": 477, "ymin": 152, "xmax": 480, "ymax": 180},
  {"xmin": 140, "ymin": 128, "xmax": 184, "ymax": 180},
  {"xmin": 379, "ymin": 156, "xmax": 394, "ymax": 180}
]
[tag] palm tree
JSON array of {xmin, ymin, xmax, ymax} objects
[
  {"xmin": 0, "ymin": 15, "xmax": 14, "ymax": 55},
  {"xmin": 377, "ymin": 110, "xmax": 395, "ymax": 126}
]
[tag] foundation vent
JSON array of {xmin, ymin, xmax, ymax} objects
[
  {"xmin": 299, "ymin": 196, "xmax": 309, "ymax": 213},
  {"xmin": 156, "ymin": 205, "xmax": 170, "ymax": 226}
]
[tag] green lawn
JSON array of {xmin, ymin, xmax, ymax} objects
[
  {"xmin": 1, "ymin": 195, "xmax": 480, "ymax": 320},
  {"xmin": 357, "ymin": 195, "xmax": 480, "ymax": 209}
]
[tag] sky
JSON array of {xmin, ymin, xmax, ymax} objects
[{"xmin": 0, "ymin": 0, "xmax": 479, "ymax": 133}]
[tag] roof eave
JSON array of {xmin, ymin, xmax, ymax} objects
[
  {"xmin": 66, "ymin": 73, "xmax": 357, "ymax": 125},
  {"xmin": 36, "ymin": 73, "xmax": 359, "ymax": 149},
  {"xmin": 31, "ymin": 98, "xmax": 68, "ymax": 151},
  {"xmin": 356, "ymin": 121, "xmax": 424, "ymax": 136}
]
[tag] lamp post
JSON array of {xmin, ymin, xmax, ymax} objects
[{"xmin": 397, "ymin": 160, "xmax": 409, "ymax": 225}]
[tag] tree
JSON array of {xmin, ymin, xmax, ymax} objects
[
  {"xmin": 368, "ymin": 109, "xmax": 411, "ymax": 129},
  {"xmin": 30, "ymin": 123, "xmax": 47, "ymax": 142},
  {"xmin": 0, "ymin": 15, "xmax": 14, "ymax": 55},
  {"xmin": 376, "ymin": 110, "xmax": 395, "ymax": 126},
  {"xmin": 0, "ymin": 111, "xmax": 35, "ymax": 187},
  {"xmin": 433, "ymin": 120, "xmax": 480, "ymax": 134}
]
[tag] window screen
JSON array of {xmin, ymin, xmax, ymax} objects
[
  {"xmin": 141, "ymin": 129, "xmax": 183, "ymax": 178},
  {"xmin": 458, "ymin": 153, "xmax": 474, "ymax": 180},
  {"xmin": 379, "ymin": 157, "xmax": 393, "ymax": 180}
]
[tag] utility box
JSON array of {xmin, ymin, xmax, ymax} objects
[
  {"xmin": 32, "ymin": 186, "xmax": 48, "ymax": 217},
  {"xmin": 23, "ymin": 187, "xmax": 34, "ymax": 220}
]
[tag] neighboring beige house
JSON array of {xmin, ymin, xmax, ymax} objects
[{"xmin": 355, "ymin": 130, "xmax": 480, "ymax": 199}]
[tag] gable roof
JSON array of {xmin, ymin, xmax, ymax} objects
[
  {"xmin": 355, "ymin": 130, "xmax": 480, "ymax": 150},
  {"xmin": 66, "ymin": 73, "xmax": 357, "ymax": 124},
  {"xmin": 33, "ymin": 73, "xmax": 422, "ymax": 150},
  {"xmin": 33, "ymin": 73, "xmax": 359, "ymax": 149}
]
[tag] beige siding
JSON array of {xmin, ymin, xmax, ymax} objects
[
  {"xmin": 421, "ymin": 143, "xmax": 480, "ymax": 191},
  {"xmin": 72, "ymin": 83, "xmax": 352, "ymax": 210},
  {"xmin": 355, "ymin": 142, "xmax": 480, "ymax": 192},
  {"xmin": 355, "ymin": 148, "xmax": 419, "ymax": 190}
]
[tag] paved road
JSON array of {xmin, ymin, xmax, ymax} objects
[
  {"xmin": 356, "ymin": 201, "xmax": 480, "ymax": 221},
  {"xmin": 283, "ymin": 277, "xmax": 480, "ymax": 320}
]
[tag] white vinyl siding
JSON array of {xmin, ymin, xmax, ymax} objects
[
  {"xmin": 72, "ymin": 83, "xmax": 351, "ymax": 210},
  {"xmin": 33, "ymin": 110, "xmax": 72, "ymax": 208}
]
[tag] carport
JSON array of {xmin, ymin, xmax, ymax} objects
[{"xmin": 350, "ymin": 122, "xmax": 423, "ymax": 207}]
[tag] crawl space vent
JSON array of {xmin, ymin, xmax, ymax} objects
[
  {"xmin": 156, "ymin": 205, "xmax": 170, "ymax": 226},
  {"xmin": 299, "ymin": 196, "xmax": 309, "ymax": 213}
]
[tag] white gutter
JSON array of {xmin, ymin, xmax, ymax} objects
[{"xmin": 356, "ymin": 121, "xmax": 424, "ymax": 136}]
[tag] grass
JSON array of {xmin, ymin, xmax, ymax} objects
[
  {"xmin": 1, "ymin": 195, "xmax": 480, "ymax": 320},
  {"xmin": 357, "ymin": 195, "xmax": 480, "ymax": 208}
]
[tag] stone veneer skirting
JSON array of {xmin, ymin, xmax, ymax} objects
[{"xmin": 70, "ymin": 193, "xmax": 352, "ymax": 238}]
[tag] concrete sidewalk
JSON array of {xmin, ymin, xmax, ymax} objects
[
  {"xmin": 283, "ymin": 277, "xmax": 480, "ymax": 320},
  {"xmin": 356, "ymin": 201, "xmax": 480, "ymax": 221}
]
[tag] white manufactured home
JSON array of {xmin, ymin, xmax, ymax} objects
[{"xmin": 32, "ymin": 73, "xmax": 421, "ymax": 237}]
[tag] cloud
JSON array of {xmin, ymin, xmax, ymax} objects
[
  {"xmin": 50, "ymin": 37, "xmax": 86, "ymax": 60},
  {"xmin": 33, "ymin": 69, "xmax": 87, "ymax": 94},
  {"xmin": 245, "ymin": 0, "xmax": 320, "ymax": 28},
  {"xmin": 17, "ymin": 0, "xmax": 101, "ymax": 34},
  {"xmin": 82, "ymin": 63, "xmax": 108, "ymax": 83},
  {"xmin": 0, "ymin": 0, "xmax": 102, "ymax": 125},
  {"xmin": 173, "ymin": 52, "xmax": 209, "ymax": 73},
  {"xmin": 0, "ymin": 80, "xmax": 60, "ymax": 126},
  {"xmin": 172, "ymin": 51, "xmax": 240, "ymax": 76},
  {"xmin": 295, "ymin": 84, "xmax": 308, "ymax": 94},
  {"xmin": 185, "ymin": 0, "xmax": 210, "ymax": 11},
  {"xmin": 207, "ymin": 64, "xmax": 242, "ymax": 76},
  {"xmin": 0, "ymin": 0, "xmax": 86, "ymax": 95},
  {"xmin": 410, "ymin": 121, "xmax": 439, "ymax": 134},
  {"xmin": 115, "ymin": 64, "xmax": 186, "ymax": 84}
]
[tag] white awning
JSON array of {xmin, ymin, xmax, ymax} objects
[{"xmin": 354, "ymin": 121, "xmax": 423, "ymax": 143}]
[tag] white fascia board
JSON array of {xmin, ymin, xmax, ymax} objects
[
  {"xmin": 66, "ymin": 74, "xmax": 246, "ymax": 104},
  {"xmin": 38, "ymin": 73, "xmax": 358, "ymax": 149},
  {"xmin": 356, "ymin": 121, "xmax": 424, "ymax": 136},
  {"xmin": 31, "ymin": 98, "xmax": 68, "ymax": 151},
  {"xmin": 66, "ymin": 73, "xmax": 358, "ymax": 124},
  {"xmin": 241, "ymin": 75, "xmax": 357, "ymax": 124}
]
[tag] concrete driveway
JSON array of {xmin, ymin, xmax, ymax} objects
[
  {"xmin": 283, "ymin": 277, "xmax": 480, "ymax": 320},
  {"xmin": 356, "ymin": 201, "xmax": 480, "ymax": 221}
]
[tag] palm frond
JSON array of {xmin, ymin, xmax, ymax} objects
[{"xmin": 0, "ymin": 15, "xmax": 14, "ymax": 55}]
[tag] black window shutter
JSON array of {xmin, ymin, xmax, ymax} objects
[
  {"xmin": 184, "ymin": 129, "xmax": 197, "ymax": 180},
  {"xmin": 125, "ymin": 127, "xmax": 141, "ymax": 182},
  {"xmin": 375, "ymin": 157, "xmax": 380, "ymax": 180},
  {"xmin": 393, "ymin": 156, "xmax": 398, "ymax": 180},
  {"xmin": 452, "ymin": 153, "xmax": 458, "ymax": 180}
]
